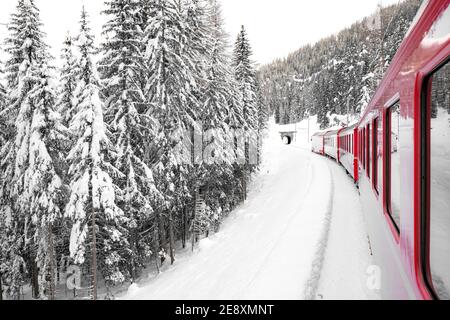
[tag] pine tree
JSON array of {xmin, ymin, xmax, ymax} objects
[
  {"xmin": 143, "ymin": 0, "xmax": 201, "ymax": 265},
  {"xmin": 201, "ymin": 0, "xmax": 230, "ymax": 132},
  {"xmin": 191, "ymin": 0, "xmax": 241, "ymax": 236},
  {"xmin": 0, "ymin": 64, "xmax": 6, "ymax": 109},
  {"xmin": 3, "ymin": 0, "xmax": 50, "ymax": 100},
  {"xmin": 100, "ymin": 0, "xmax": 160, "ymax": 280},
  {"xmin": 0, "ymin": 0, "xmax": 62, "ymax": 300},
  {"xmin": 232, "ymin": 25, "xmax": 259, "ymax": 200},
  {"xmin": 0, "ymin": 61, "xmax": 8, "ymax": 146},
  {"xmin": 56, "ymin": 34, "xmax": 78, "ymax": 126},
  {"xmin": 232, "ymin": 26, "xmax": 258, "ymax": 132},
  {"xmin": 26, "ymin": 62, "xmax": 67, "ymax": 300},
  {"xmin": 100, "ymin": 0, "xmax": 147, "ymax": 117},
  {"xmin": 65, "ymin": 7, "xmax": 129, "ymax": 300},
  {"xmin": 0, "ymin": 63, "xmax": 6, "ymax": 300}
]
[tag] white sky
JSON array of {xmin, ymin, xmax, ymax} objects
[{"xmin": 0, "ymin": 0, "xmax": 403, "ymax": 66}]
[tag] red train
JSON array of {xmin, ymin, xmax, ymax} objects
[{"xmin": 312, "ymin": 0, "xmax": 450, "ymax": 300}]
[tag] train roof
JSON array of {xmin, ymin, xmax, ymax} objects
[
  {"xmin": 324, "ymin": 129, "xmax": 341, "ymax": 136},
  {"xmin": 312, "ymin": 131, "xmax": 327, "ymax": 137},
  {"xmin": 339, "ymin": 123, "xmax": 358, "ymax": 134}
]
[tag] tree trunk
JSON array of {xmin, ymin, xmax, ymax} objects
[
  {"xmin": 241, "ymin": 170, "xmax": 247, "ymax": 202},
  {"xmin": 168, "ymin": 211, "xmax": 175, "ymax": 265},
  {"xmin": 191, "ymin": 228, "xmax": 195, "ymax": 252},
  {"xmin": 0, "ymin": 272, "xmax": 3, "ymax": 301},
  {"xmin": 181, "ymin": 206, "xmax": 186, "ymax": 249},
  {"xmin": 91, "ymin": 206, "xmax": 98, "ymax": 300},
  {"xmin": 153, "ymin": 228, "xmax": 160, "ymax": 273},
  {"xmin": 47, "ymin": 224, "xmax": 56, "ymax": 300},
  {"xmin": 31, "ymin": 259, "xmax": 39, "ymax": 299},
  {"xmin": 158, "ymin": 213, "xmax": 167, "ymax": 265},
  {"xmin": 130, "ymin": 230, "xmax": 137, "ymax": 281}
]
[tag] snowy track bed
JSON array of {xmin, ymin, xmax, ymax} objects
[{"xmin": 316, "ymin": 159, "xmax": 379, "ymax": 300}]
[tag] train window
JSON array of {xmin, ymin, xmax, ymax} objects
[
  {"xmin": 361, "ymin": 131, "xmax": 363, "ymax": 160},
  {"xmin": 358, "ymin": 130, "xmax": 363, "ymax": 163},
  {"xmin": 362, "ymin": 128, "xmax": 365, "ymax": 169},
  {"xmin": 428, "ymin": 60, "xmax": 450, "ymax": 299},
  {"xmin": 367, "ymin": 124, "xmax": 371, "ymax": 177},
  {"xmin": 373, "ymin": 119, "xmax": 378, "ymax": 191},
  {"xmin": 351, "ymin": 135, "xmax": 353, "ymax": 154},
  {"xmin": 387, "ymin": 102, "xmax": 400, "ymax": 230},
  {"xmin": 348, "ymin": 135, "xmax": 350, "ymax": 152},
  {"xmin": 375, "ymin": 117, "xmax": 383, "ymax": 194}
]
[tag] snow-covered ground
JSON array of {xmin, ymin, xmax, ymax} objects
[{"xmin": 121, "ymin": 118, "xmax": 377, "ymax": 300}]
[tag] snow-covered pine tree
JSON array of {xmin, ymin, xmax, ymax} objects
[
  {"xmin": 0, "ymin": 61, "xmax": 7, "ymax": 146},
  {"xmin": 136, "ymin": 0, "xmax": 157, "ymax": 33},
  {"xmin": 56, "ymin": 34, "xmax": 78, "ymax": 126},
  {"xmin": 0, "ymin": 0, "xmax": 64, "ymax": 300},
  {"xmin": 0, "ymin": 62, "xmax": 6, "ymax": 108},
  {"xmin": 0, "ymin": 62, "xmax": 6, "ymax": 300},
  {"xmin": 3, "ymin": 0, "xmax": 50, "ymax": 102},
  {"xmin": 201, "ymin": 0, "xmax": 229, "ymax": 132},
  {"xmin": 143, "ymin": 0, "xmax": 201, "ymax": 265},
  {"xmin": 232, "ymin": 26, "xmax": 258, "ymax": 132},
  {"xmin": 26, "ymin": 62, "xmax": 68, "ymax": 300},
  {"xmin": 232, "ymin": 25, "xmax": 259, "ymax": 200},
  {"xmin": 100, "ymin": 0, "xmax": 147, "ymax": 117},
  {"xmin": 100, "ymin": 0, "xmax": 160, "ymax": 280},
  {"xmin": 66, "ymin": 7, "xmax": 129, "ymax": 300},
  {"xmin": 190, "ymin": 0, "xmax": 239, "ymax": 238},
  {"xmin": 0, "ymin": 213, "xmax": 25, "ymax": 300},
  {"xmin": 255, "ymin": 76, "xmax": 269, "ymax": 133}
]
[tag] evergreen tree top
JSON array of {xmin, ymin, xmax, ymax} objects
[
  {"xmin": 76, "ymin": 7, "xmax": 99, "ymax": 86},
  {"xmin": 4, "ymin": 0, "xmax": 50, "ymax": 88},
  {"xmin": 77, "ymin": 6, "xmax": 95, "ymax": 53},
  {"xmin": 233, "ymin": 25, "xmax": 254, "ymax": 82}
]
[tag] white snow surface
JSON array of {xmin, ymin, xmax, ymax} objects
[{"xmin": 121, "ymin": 117, "xmax": 377, "ymax": 300}]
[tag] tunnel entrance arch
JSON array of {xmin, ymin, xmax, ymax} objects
[{"xmin": 279, "ymin": 131, "xmax": 296, "ymax": 145}]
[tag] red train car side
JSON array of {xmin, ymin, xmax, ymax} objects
[
  {"xmin": 311, "ymin": 0, "xmax": 450, "ymax": 299},
  {"xmin": 338, "ymin": 124, "xmax": 358, "ymax": 183}
]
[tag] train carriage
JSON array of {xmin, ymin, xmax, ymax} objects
[
  {"xmin": 338, "ymin": 124, "xmax": 359, "ymax": 183},
  {"xmin": 311, "ymin": 0, "xmax": 450, "ymax": 299},
  {"xmin": 312, "ymin": 131, "xmax": 326, "ymax": 155},
  {"xmin": 324, "ymin": 129, "xmax": 340, "ymax": 161}
]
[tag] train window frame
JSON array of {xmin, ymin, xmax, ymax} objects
[
  {"xmin": 361, "ymin": 128, "xmax": 366, "ymax": 170},
  {"xmin": 362, "ymin": 128, "xmax": 366, "ymax": 169},
  {"xmin": 421, "ymin": 55, "xmax": 450, "ymax": 300},
  {"xmin": 351, "ymin": 135, "xmax": 353, "ymax": 154},
  {"xmin": 360, "ymin": 130, "xmax": 362, "ymax": 162},
  {"xmin": 373, "ymin": 118, "xmax": 379, "ymax": 194},
  {"xmin": 367, "ymin": 124, "xmax": 371, "ymax": 178},
  {"xmin": 386, "ymin": 99, "xmax": 401, "ymax": 235}
]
